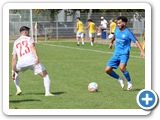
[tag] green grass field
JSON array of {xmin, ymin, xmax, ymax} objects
[{"xmin": 9, "ymin": 41, "xmax": 145, "ymax": 109}]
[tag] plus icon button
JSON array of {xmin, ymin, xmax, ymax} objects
[
  {"xmin": 142, "ymin": 93, "xmax": 153, "ymax": 105},
  {"xmin": 137, "ymin": 89, "xmax": 158, "ymax": 110}
]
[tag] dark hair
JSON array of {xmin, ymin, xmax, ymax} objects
[
  {"xmin": 117, "ymin": 16, "xmax": 128, "ymax": 23},
  {"xmin": 20, "ymin": 26, "xmax": 30, "ymax": 32},
  {"xmin": 111, "ymin": 18, "xmax": 115, "ymax": 22},
  {"xmin": 76, "ymin": 17, "xmax": 80, "ymax": 20},
  {"xmin": 87, "ymin": 19, "xmax": 92, "ymax": 22}
]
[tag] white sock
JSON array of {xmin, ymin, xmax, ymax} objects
[
  {"xmin": 43, "ymin": 74, "xmax": 51, "ymax": 94},
  {"xmin": 128, "ymin": 81, "xmax": 132, "ymax": 84},
  {"xmin": 13, "ymin": 73, "xmax": 21, "ymax": 92},
  {"xmin": 82, "ymin": 42, "xmax": 84, "ymax": 45},
  {"xmin": 91, "ymin": 42, "xmax": 93, "ymax": 46},
  {"xmin": 77, "ymin": 42, "xmax": 80, "ymax": 44}
]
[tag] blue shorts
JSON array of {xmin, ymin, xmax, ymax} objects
[{"xmin": 106, "ymin": 54, "xmax": 130, "ymax": 69}]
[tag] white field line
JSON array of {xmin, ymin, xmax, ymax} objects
[{"xmin": 40, "ymin": 43, "xmax": 144, "ymax": 59}]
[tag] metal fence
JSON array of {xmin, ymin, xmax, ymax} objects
[{"xmin": 9, "ymin": 10, "xmax": 145, "ymax": 43}]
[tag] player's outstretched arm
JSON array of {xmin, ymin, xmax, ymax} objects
[
  {"xmin": 30, "ymin": 43, "xmax": 39, "ymax": 64},
  {"xmin": 135, "ymin": 40, "xmax": 145, "ymax": 57}
]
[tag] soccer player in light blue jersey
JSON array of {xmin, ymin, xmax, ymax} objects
[{"xmin": 105, "ymin": 16, "xmax": 145, "ymax": 91}]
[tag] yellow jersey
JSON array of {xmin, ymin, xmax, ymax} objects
[
  {"xmin": 89, "ymin": 22, "xmax": 95, "ymax": 33},
  {"xmin": 110, "ymin": 22, "xmax": 116, "ymax": 33},
  {"xmin": 77, "ymin": 21, "xmax": 84, "ymax": 32}
]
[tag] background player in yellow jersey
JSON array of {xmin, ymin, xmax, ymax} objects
[
  {"xmin": 74, "ymin": 17, "xmax": 84, "ymax": 46},
  {"xmin": 109, "ymin": 18, "xmax": 116, "ymax": 39},
  {"xmin": 86, "ymin": 19, "xmax": 96, "ymax": 46},
  {"xmin": 110, "ymin": 18, "xmax": 116, "ymax": 34}
]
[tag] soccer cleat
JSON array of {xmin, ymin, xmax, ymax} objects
[
  {"xmin": 77, "ymin": 44, "xmax": 80, "ymax": 46},
  {"xmin": 45, "ymin": 93, "xmax": 55, "ymax": 96},
  {"xmin": 118, "ymin": 77, "xmax": 125, "ymax": 89},
  {"xmin": 127, "ymin": 82, "xmax": 133, "ymax": 91},
  {"xmin": 16, "ymin": 90, "xmax": 22, "ymax": 95}
]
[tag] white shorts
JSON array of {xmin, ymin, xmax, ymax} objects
[
  {"xmin": 76, "ymin": 32, "xmax": 84, "ymax": 38},
  {"xmin": 89, "ymin": 33, "xmax": 95, "ymax": 38},
  {"xmin": 100, "ymin": 26, "xmax": 106, "ymax": 29},
  {"xmin": 108, "ymin": 34, "xmax": 114, "ymax": 39},
  {"xmin": 16, "ymin": 62, "xmax": 46, "ymax": 75}
]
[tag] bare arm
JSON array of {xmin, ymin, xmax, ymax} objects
[
  {"xmin": 11, "ymin": 54, "xmax": 17, "ymax": 80},
  {"xmin": 135, "ymin": 40, "xmax": 145, "ymax": 57},
  {"xmin": 74, "ymin": 23, "xmax": 78, "ymax": 32},
  {"xmin": 110, "ymin": 27, "xmax": 112, "ymax": 34},
  {"xmin": 109, "ymin": 35, "xmax": 115, "ymax": 49},
  {"xmin": 109, "ymin": 24, "xmax": 112, "ymax": 34},
  {"xmin": 30, "ymin": 43, "xmax": 39, "ymax": 64},
  {"xmin": 85, "ymin": 24, "xmax": 90, "ymax": 30},
  {"xmin": 106, "ymin": 22, "xmax": 108, "ymax": 28},
  {"xmin": 12, "ymin": 54, "xmax": 17, "ymax": 71}
]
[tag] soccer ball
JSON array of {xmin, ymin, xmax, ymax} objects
[{"xmin": 88, "ymin": 82, "xmax": 99, "ymax": 92}]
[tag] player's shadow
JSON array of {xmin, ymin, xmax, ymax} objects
[
  {"xmin": 132, "ymin": 88, "xmax": 142, "ymax": 91},
  {"xmin": 9, "ymin": 99, "xmax": 41, "ymax": 103},
  {"xmin": 24, "ymin": 91, "xmax": 66, "ymax": 96},
  {"xmin": 123, "ymin": 88, "xmax": 143, "ymax": 91},
  {"xmin": 52, "ymin": 91, "xmax": 66, "ymax": 95},
  {"xmin": 131, "ymin": 88, "xmax": 143, "ymax": 91}
]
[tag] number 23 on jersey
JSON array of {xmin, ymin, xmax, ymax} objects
[{"xmin": 16, "ymin": 40, "xmax": 30, "ymax": 57}]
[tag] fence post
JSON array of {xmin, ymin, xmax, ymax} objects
[
  {"xmin": 45, "ymin": 28, "xmax": 47, "ymax": 42},
  {"xmin": 56, "ymin": 14, "xmax": 58, "ymax": 39},
  {"xmin": 30, "ymin": 9, "xmax": 33, "ymax": 39}
]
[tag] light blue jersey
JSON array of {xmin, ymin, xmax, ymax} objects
[{"xmin": 114, "ymin": 26, "xmax": 137, "ymax": 55}]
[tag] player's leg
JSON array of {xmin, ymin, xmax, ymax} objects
[
  {"xmin": 89, "ymin": 33, "xmax": 93, "ymax": 46},
  {"xmin": 105, "ymin": 55, "xmax": 124, "ymax": 88},
  {"xmin": 12, "ymin": 65, "xmax": 24, "ymax": 95},
  {"xmin": 119, "ymin": 55, "xmax": 132, "ymax": 90},
  {"xmin": 81, "ymin": 38, "xmax": 84, "ymax": 45},
  {"xmin": 39, "ymin": 70, "xmax": 53, "ymax": 96},
  {"xmin": 76, "ymin": 32, "xmax": 80, "ymax": 46},
  {"xmin": 33, "ymin": 63, "xmax": 54, "ymax": 96},
  {"xmin": 142, "ymin": 40, "xmax": 145, "ymax": 50},
  {"xmin": 12, "ymin": 71, "xmax": 22, "ymax": 95},
  {"xmin": 81, "ymin": 32, "xmax": 84, "ymax": 45},
  {"xmin": 76, "ymin": 37, "xmax": 80, "ymax": 46},
  {"xmin": 89, "ymin": 33, "xmax": 94, "ymax": 46},
  {"xmin": 90, "ymin": 37, "xmax": 93, "ymax": 46},
  {"xmin": 92, "ymin": 33, "xmax": 95, "ymax": 43}
]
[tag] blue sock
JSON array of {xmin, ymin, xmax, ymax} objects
[
  {"xmin": 109, "ymin": 71, "xmax": 119, "ymax": 79},
  {"xmin": 123, "ymin": 70, "xmax": 131, "ymax": 82}
]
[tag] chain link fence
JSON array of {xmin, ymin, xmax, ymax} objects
[{"xmin": 9, "ymin": 10, "xmax": 145, "ymax": 44}]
